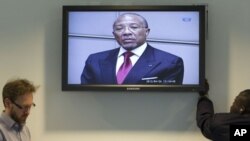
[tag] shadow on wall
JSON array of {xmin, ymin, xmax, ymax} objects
[{"xmin": 45, "ymin": 90, "xmax": 198, "ymax": 131}]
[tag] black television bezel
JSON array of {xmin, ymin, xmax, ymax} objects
[{"xmin": 62, "ymin": 5, "xmax": 206, "ymax": 92}]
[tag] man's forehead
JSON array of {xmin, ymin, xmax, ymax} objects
[
  {"xmin": 16, "ymin": 93, "xmax": 33, "ymax": 100},
  {"xmin": 115, "ymin": 14, "xmax": 143, "ymax": 25}
]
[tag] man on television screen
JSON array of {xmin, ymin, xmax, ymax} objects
[{"xmin": 81, "ymin": 13, "xmax": 184, "ymax": 85}]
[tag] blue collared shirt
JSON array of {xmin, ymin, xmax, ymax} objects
[{"xmin": 0, "ymin": 112, "xmax": 31, "ymax": 141}]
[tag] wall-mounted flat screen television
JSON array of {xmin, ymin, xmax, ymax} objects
[{"xmin": 62, "ymin": 5, "xmax": 206, "ymax": 91}]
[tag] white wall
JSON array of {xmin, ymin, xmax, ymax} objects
[{"xmin": 1, "ymin": 0, "xmax": 250, "ymax": 141}]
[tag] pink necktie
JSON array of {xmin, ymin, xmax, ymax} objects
[{"xmin": 117, "ymin": 52, "xmax": 133, "ymax": 84}]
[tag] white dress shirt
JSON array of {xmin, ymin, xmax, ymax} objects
[{"xmin": 116, "ymin": 42, "xmax": 147, "ymax": 74}]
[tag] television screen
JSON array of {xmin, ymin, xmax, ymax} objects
[{"xmin": 62, "ymin": 5, "xmax": 206, "ymax": 91}]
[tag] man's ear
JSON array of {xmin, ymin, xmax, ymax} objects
[
  {"xmin": 145, "ymin": 28, "xmax": 150, "ymax": 36},
  {"xmin": 3, "ymin": 98, "xmax": 11, "ymax": 108},
  {"xmin": 112, "ymin": 31, "xmax": 118, "ymax": 39},
  {"xmin": 239, "ymin": 106, "xmax": 246, "ymax": 114}
]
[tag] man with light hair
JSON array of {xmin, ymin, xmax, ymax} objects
[{"xmin": 0, "ymin": 78, "xmax": 38, "ymax": 141}]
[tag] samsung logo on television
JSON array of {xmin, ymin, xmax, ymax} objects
[{"xmin": 127, "ymin": 87, "xmax": 141, "ymax": 91}]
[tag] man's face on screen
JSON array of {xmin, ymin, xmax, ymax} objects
[{"xmin": 113, "ymin": 14, "xmax": 150, "ymax": 50}]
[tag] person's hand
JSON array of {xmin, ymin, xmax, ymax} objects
[{"xmin": 199, "ymin": 79, "xmax": 209, "ymax": 96}]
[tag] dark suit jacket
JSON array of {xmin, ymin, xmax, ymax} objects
[
  {"xmin": 81, "ymin": 44, "xmax": 184, "ymax": 84},
  {"xmin": 196, "ymin": 96, "xmax": 250, "ymax": 141}
]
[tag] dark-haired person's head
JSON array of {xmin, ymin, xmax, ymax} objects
[
  {"xmin": 230, "ymin": 89, "xmax": 250, "ymax": 114},
  {"xmin": 112, "ymin": 13, "xmax": 150, "ymax": 51}
]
